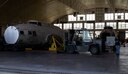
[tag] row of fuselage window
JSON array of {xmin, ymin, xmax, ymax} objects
[{"xmin": 20, "ymin": 31, "xmax": 37, "ymax": 36}]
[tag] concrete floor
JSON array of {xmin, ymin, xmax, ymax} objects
[{"xmin": 0, "ymin": 47, "xmax": 127, "ymax": 74}]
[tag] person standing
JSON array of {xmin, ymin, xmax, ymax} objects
[
  {"xmin": 115, "ymin": 38, "xmax": 121, "ymax": 57},
  {"xmin": 100, "ymin": 27, "xmax": 110, "ymax": 52}
]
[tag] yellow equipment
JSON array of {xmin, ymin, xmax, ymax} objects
[
  {"xmin": 25, "ymin": 48, "xmax": 32, "ymax": 51},
  {"xmin": 49, "ymin": 36, "xmax": 64, "ymax": 52}
]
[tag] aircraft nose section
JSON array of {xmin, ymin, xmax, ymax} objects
[{"xmin": 4, "ymin": 26, "xmax": 19, "ymax": 44}]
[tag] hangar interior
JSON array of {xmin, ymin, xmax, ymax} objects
[
  {"xmin": 0, "ymin": 0, "xmax": 128, "ymax": 74},
  {"xmin": 54, "ymin": 9, "xmax": 128, "ymax": 39},
  {"xmin": 0, "ymin": 0, "xmax": 128, "ymax": 42}
]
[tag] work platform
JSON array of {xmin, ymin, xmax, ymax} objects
[{"xmin": 0, "ymin": 47, "xmax": 127, "ymax": 74}]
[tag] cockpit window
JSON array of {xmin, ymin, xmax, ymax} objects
[
  {"xmin": 37, "ymin": 22, "xmax": 42, "ymax": 26},
  {"xmin": 29, "ymin": 22, "xmax": 37, "ymax": 24},
  {"xmin": 29, "ymin": 22, "xmax": 42, "ymax": 26}
]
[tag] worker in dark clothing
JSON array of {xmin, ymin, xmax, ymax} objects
[
  {"xmin": 115, "ymin": 38, "xmax": 121, "ymax": 57},
  {"xmin": 100, "ymin": 26, "xmax": 116, "ymax": 52},
  {"xmin": 100, "ymin": 28, "xmax": 110, "ymax": 52},
  {"xmin": 114, "ymin": 31, "xmax": 120, "ymax": 56}
]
